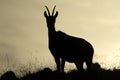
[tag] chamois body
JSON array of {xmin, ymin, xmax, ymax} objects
[{"xmin": 44, "ymin": 6, "xmax": 94, "ymax": 72}]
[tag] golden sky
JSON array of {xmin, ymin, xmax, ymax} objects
[{"xmin": 0, "ymin": 0, "xmax": 120, "ymax": 76}]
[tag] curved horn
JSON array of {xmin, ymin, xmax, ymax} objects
[
  {"xmin": 45, "ymin": 6, "xmax": 50, "ymax": 16},
  {"xmin": 52, "ymin": 5, "xmax": 56, "ymax": 16}
]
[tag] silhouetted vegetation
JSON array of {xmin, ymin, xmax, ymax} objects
[
  {"xmin": 0, "ymin": 71, "xmax": 18, "ymax": 80},
  {"xmin": 1, "ymin": 63, "xmax": 120, "ymax": 80}
]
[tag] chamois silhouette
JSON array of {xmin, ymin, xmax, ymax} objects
[{"xmin": 44, "ymin": 6, "xmax": 94, "ymax": 72}]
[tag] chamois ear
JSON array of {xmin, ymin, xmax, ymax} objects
[
  {"xmin": 54, "ymin": 11, "xmax": 58, "ymax": 18},
  {"xmin": 44, "ymin": 11, "xmax": 48, "ymax": 18}
]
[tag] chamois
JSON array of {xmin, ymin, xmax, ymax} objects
[{"xmin": 44, "ymin": 6, "xmax": 94, "ymax": 72}]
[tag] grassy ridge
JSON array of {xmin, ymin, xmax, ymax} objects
[{"xmin": 1, "ymin": 63, "xmax": 120, "ymax": 80}]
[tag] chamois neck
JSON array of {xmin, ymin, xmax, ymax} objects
[
  {"xmin": 47, "ymin": 23, "xmax": 56, "ymax": 34},
  {"xmin": 47, "ymin": 23, "xmax": 56, "ymax": 44}
]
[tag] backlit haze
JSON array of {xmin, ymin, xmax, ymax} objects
[{"xmin": 0, "ymin": 0, "xmax": 120, "ymax": 77}]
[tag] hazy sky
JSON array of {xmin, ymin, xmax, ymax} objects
[{"xmin": 1, "ymin": 0, "xmax": 120, "ymax": 76}]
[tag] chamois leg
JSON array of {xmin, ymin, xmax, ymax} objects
[
  {"xmin": 86, "ymin": 58, "xmax": 92, "ymax": 71},
  {"xmin": 61, "ymin": 59, "xmax": 65, "ymax": 72},
  {"xmin": 75, "ymin": 61, "xmax": 84, "ymax": 72},
  {"xmin": 54, "ymin": 57, "xmax": 60, "ymax": 72}
]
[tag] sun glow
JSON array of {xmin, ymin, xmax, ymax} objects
[{"xmin": 92, "ymin": 48, "xmax": 120, "ymax": 70}]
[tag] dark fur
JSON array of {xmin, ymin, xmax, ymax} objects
[{"xmin": 44, "ymin": 6, "xmax": 94, "ymax": 72}]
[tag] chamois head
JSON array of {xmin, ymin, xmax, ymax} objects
[{"xmin": 44, "ymin": 6, "xmax": 58, "ymax": 26}]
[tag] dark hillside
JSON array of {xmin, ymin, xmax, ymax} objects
[{"xmin": 1, "ymin": 63, "xmax": 120, "ymax": 80}]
